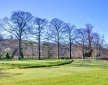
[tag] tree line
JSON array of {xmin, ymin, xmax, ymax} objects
[{"xmin": 0, "ymin": 11, "xmax": 107, "ymax": 60}]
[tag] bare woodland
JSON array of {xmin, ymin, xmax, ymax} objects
[{"xmin": 0, "ymin": 11, "xmax": 108, "ymax": 60}]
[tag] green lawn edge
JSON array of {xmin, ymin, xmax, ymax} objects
[{"xmin": 0, "ymin": 59, "xmax": 73, "ymax": 69}]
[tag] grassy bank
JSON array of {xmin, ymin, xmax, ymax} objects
[
  {"xmin": 0, "ymin": 59, "xmax": 108, "ymax": 85},
  {"xmin": 0, "ymin": 59, "xmax": 73, "ymax": 69}
]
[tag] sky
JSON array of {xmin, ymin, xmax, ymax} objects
[{"xmin": 0, "ymin": 0, "xmax": 108, "ymax": 42}]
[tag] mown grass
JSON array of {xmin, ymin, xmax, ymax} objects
[
  {"xmin": 0, "ymin": 59, "xmax": 108, "ymax": 85},
  {"xmin": 0, "ymin": 59, "xmax": 73, "ymax": 69}
]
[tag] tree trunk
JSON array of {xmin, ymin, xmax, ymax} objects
[
  {"xmin": 38, "ymin": 33, "xmax": 41, "ymax": 60},
  {"xmin": 69, "ymin": 39, "xmax": 72, "ymax": 59},
  {"xmin": 11, "ymin": 48, "xmax": 18, "ymax": 59},
  {"xmin": 57, "ymin": 41, "xmax": 60, "ymax": 59},
  {"xmin": 31, "ymin": 45, "xmax": 33, "ymax": 59},
  {"xmin": 88, "ymin": 34, "xmax": 92, "ymax": 57},
  {"xmin": 18, "ymin": 39, "xmax": 21, "ymax": 60},
  {"xmin": 82, "ymin": 41, "xmax": 85, "ymax": 59}
]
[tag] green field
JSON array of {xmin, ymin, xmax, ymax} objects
[{"xmin": 0, "ymin": 59, "xmax": 108, "ymax": 85}]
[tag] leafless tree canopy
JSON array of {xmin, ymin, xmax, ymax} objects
[
  {"xmin": 1, "ymin": 11, "xmax": 33, "ymax": 60},
  {"xmin": 0, "ymin": 11, "xmax": 108, "ymax": 60},
  {"xmin": 64, "ymin": 23, "xmax": 76, "ymax": 59},
  {"xmin": 49, "ymin": 18, "xmax": 65, "ymax": 59},
  {"xmin": 29, "ymin": 17, "xmax": 48, "ymax": 59}
]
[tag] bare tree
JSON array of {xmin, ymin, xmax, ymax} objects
[
  {"xmin": 85, "ymin": 24, "xmax": 94, "ymax": 57},
  {"xmin": 85, "ymin": 24, "xmax": 93, "ymax": 50},
  {"xmin": 93, "ymin": 33, "xmax": 107, "ymax": 57},
  {"xmin": 1, "ymin": 11, "xmax": 33, "ymax": 60},
  {"xmin": 76, "ymin": 28, "xmax": 87, "ymax": 59},
  {"xmin": 76, "ymin": 25, "xmax": 96, "ymax": 58},
  {"xmin": 29, "ymin": 17, "xmax": 48, "ymax": 60},
  {"xmin": 64, "ymin": 23, "xmax": 76, "ymax": 59},
  {"xmin": 49, "ymin": 18, "xmax": 65, "ymax": 59}
]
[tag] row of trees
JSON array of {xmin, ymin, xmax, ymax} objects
[{"xmin": 0, "ymin": 11, "xmax": 107, "ymax": 60}]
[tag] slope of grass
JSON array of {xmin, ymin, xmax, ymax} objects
[
  {"xmin": 0, "ymin": 59, "xmax": 73, "ymax": 69},
  {"xmin": 0, "ymin": 59, "xmax": 108, "ymax": 85}
]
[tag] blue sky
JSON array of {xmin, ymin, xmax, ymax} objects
[{"xmin": 0, "ymin": 0, "xmax": 108, "ymax": 42}]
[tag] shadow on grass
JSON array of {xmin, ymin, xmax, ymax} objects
[
  {"xmin": 0, "ymin": 71, "xmax": 11, "ymax": 77},
  {"xmin": 0, "ymin": 70, "xmax": 23, "ymax": 78},
  {"xmin": 24, "ymin": 60, "xmax": 73, "ymax": 68},
  {"xmin": 13, "ymin": 73, "xmax": 23, "ymax": 75}
]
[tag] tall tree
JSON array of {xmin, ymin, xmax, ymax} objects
[
  {"xmin": 29, "ymin": 17, "xmax": 48, "ymax": 60},
  {"xmin": 85, "ymin": 24, "xmax": 94, "ymax": 51},
  {"xmin": 77, "ymin": 25, "xmax": 96, "ymax": 58},
  {"xmin": 1, "ymin": 11, "xmax": 33, "ymax": 60},
  {"xmin": 64, "ymin": 23, "xmax": 76, "ymax": 59},
  {"xmin": 76, "ymin": 28, "xmax": 87, "ymax": 59},
  {"xmin": 49, "ymin": 18, "xmax": 65, "ymax": 59}
]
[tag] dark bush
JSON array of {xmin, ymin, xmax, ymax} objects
[
  {"xmin": 60, "ymin": 57, "xmax": 70, "ymax": 59},
  {"xmin": 6, "ymin": 53, "xmax": 10, "ymax": 59}
]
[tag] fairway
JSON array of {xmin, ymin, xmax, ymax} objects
[{"xmin": 0, "ymin": 59, "xmax": 108, "ymax": 85}]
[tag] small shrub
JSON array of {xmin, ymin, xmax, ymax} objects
[
  {"xmin": 61, "ymin": 57, "xmax": 65, "ymax": 59},
  {"xmin": 60, "ymin": 57, "xmax": 70, "ymax": 59},
  {"xmin": 5, "ymin": 52, "xmax": 10, "ymax": 59}
]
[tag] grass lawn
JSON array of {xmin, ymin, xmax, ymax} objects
[{"xmin": 0, "ymin": 59, "xmax": 108, "ymax": 85}]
